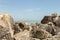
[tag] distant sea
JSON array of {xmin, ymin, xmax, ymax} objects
[
  {"xmin": 16, "ymin": 20, "xmax": 40, "ymax": 24},
  {"xmin": 25, "ymin": 20, "xmax": 40, "ymax": 24}
]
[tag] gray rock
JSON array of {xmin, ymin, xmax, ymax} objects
[
  {"xmin": 41, "ymin": 16, "xmax": 52, "ymax": 24},
  {"xmin": 32, "ymin": 29, "xmax": 52, "ymax": 40},
  {"xmin": 42, "ymin": 34, "xmax": 60, "ymax": 40},
  {"xmin": 37, "ymin": 23, "xmax": 56, "ymax": 35},
  {"xmin": 52, "ymin": 16, "xmax": 60, "ymax": 27}
]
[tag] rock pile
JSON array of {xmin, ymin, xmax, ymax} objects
[{"xmin": 0, "ymin": 13, "xmax": 60, "ymax": 40}]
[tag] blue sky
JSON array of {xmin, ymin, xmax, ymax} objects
[{"xmin": 0, "ymin": 0, "xmax": 60, "ymax": 21}]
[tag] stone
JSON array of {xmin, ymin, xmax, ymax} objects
[
  {"xmin": 31, "ymin": 38, "xmax": 40, "ymax": 40},
  {"xmin": 0, "ymin": 13, "xmax": 14, "ymax": 38},
  {"xmin": 16, "ymin": 22, "xmax": 32, "ymax": 31},
  {"xmin": 43, "ymin": 35, "xmax": 60, "ymax": 40},
  {"xmin": 32, "ymin": 29, "xmax": 52, "ymax": 40},
  {"xmin": 37, "ymin": 23, "xmax": 56, "ymax": 35},
  {"xmin": 14, "ymin": 30, "xmax": 32, "ymax": 40},
  {"xmin": 41, "ymin": 16, "xmax": 52, "ymax": 24},
  {"xmin": 52, "ymin": 16, "xmax": 60, "ymax": 27},
  {"xmin": 52, "ymin": 13, "xmax": 58, "ymax": 17},
  {"xmin": 13, "ymin": 24, "xmax": 21, "ymax": 34}
]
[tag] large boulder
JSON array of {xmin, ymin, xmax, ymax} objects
[
  {"xmin": 43, "ymin": 35, "xmax": 60, "ymax": 40},
  {"xmin": 41, "ymin": 16, "xmax": 52, "ymax": 24},
  {"xmin": 14, "ymin": 30, "xmax": 32, "ymax": 40},
  {"xmin": 41, "ymin": 13, "xmax": 60, "ymax": 27},
  {"xmin": 16, "ymin": 22, "xmax": 32, "ymax": 31},
  {"xmin": 0, "ymin": 13, "xmax": 14, "ymax": 38},
  {"xmin": 13, "ymin": 24, "xmax": 21, "ymax": 34},
  {"xmin": 52, "ymin": 16, "xmax": 60, "ymax": 27},
  {"xmin": 37, "ymin": 22, "xmax": 56, "ymax": 35},
  {"xmin": 32, "ymin": 29, "xmax": 52, "ymax": 40}
]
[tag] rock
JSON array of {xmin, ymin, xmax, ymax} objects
[
  {"xmin": 41, "ymin": 16, "xmax": 52, "ymax": 24},
  {"xmin": 13, "ymin": 24, "xmax": 20, "ymax": 34},
  {"xmin": 52, "ymin": 16, "xmax": 60, "ymax": 27},
  {"xmin": 52, "ymin": 13, "xmax": 58, "ymax": 17},
  {"xmin": 37, "ymin": 22, "xmax": 56, "ymax": 35},
  {"xmin": 16, "ymin": 22, "xmax": 32, "ymax": 31},
  {"xmin": 53, "ymin": 26, "xmax": 60, "ymax": 35},
  {"xmin": 40, "ymin": 13, "xmax": 60, "ymax": 35},
  {"xmin": 14, "ymin": 30, "xmax": 32, "ymax": 40},
  {"xmin": 52, "ymin": 35, "xmax": 60, "ymax": 40},
  {"xmin": 31, "ymin": 38, "xmax": 40, "ymax": 40},
  {"xmin": 41, "ymin": 13, "xmax": 60, "ymax": 27},
  {"xmin": 43, "ymin": 34, "xmax": 60, "ymax": 40},
  {"xmin": 0, "ymin": 13, "xmax": 14, "ymax": 38},
  {"xmin": 32, "ymin": 29, "xmax": 52, "ymax": 40},
  {"xmin": 42, "ymin": 38, "xmax": 53, "ymax": 40}
]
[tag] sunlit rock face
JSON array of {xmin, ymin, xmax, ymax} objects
[
  {"xmin": 0, "ymin": 13, "xmax": 14, "ymax": 38},
  {"xmin": 0, "ymin": 13, "xmax": 14, "ymax": 27},
  {"xmin": 14, "ymin": 30, "xmax": 31, "ymax": 40}
]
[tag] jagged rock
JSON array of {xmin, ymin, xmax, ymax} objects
[
  {"xmin": 40, "ymin": 13, "xmax": 60, "ymax": 35},
  {"xmin": 52, "ymin": 13, "xmax": 58, "ymax": 17},
  {"xmin": 52, "ymin": 15, "xmax": 60, "ymax": 27},
  {"xmin": 0, "ymin": 13, "xmax": 14, "ymax": 38},
  {"xmin": 13, "ymin": 24, "xmax": 20, "ymax": 34},
  {"xmin": 41, "ymin": 16, "xmax": 52, "ymax": 24},
  {"xmin": 31, "ymin": 38, "xmax": 40, "ymax": 40},
  {"xmin": 53, "ymin": 26, "xmax": 60, "ymax": 35},
  {"xmin": 39, "ymin": 22, "xmax": 60, "ymax": 35},
  {"xmin": 32, "ymin": 29, "xmax": 52, "ymax": 40},
  {"xmin": 52, "ymin": 35, "xmax": 60, "ymax": 40},
  {"xmin": 16, "ymin": 22, "xmax": 32, "ymax": 31},
  {"xmin": 36, "ymin": 22, "xmax": 56, "ymax": 36},
  {"xmin": 14, "ymin": 29, "xmax": 40, "ymax": 40},
  {"xmin": 14, "ymin": 30, "xmax": 32, "ymax": 40},
  {"xmin": 41, "ymin": 13, "xmax": 60, "ymax": 27},
  {"xmin": 43, "ymin": 34, "xmax": 60, "ymax": 40}
]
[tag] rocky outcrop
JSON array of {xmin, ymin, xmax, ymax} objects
[
  {"xmin": 0, "ymin": 13, "xmax": 60, "ymax": 40},
  {"xmin": 0, "ymin": 13, "xmax": 15, "ymax": 40},
  {"xmin": 42, "ymin": 34, "xmax": 60, "ymax": 40},
  {"xmin": 32, "ymin": 29, "xmax": 52, "ymax": 40},
  {"xmin": 41, "ymin": 16, "xmax": 52, "ymax": 24},
  {"xmin": 14, "ymin": 30, "xmax": 31, "ymax": 40},
  {"xmin": 41, "ymin": 13, "xmax": 60, "ymax": 27},
  {"xmin": 16, "ymin": 22, "xmax": 32, "ymax": 31}
]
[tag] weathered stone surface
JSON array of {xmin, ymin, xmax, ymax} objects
[
  {"xmin": 14, "ymin": 30, "xmax": 32, "ymax": 40},
  {"xmin": 0, "ymin": 13, "xmax": 60, "ymax": 40},
  {"xmin": 0, "ymin": 13, "xmax": 14, "ymax": 38},
  {"xmin": 37, "ymin": 23, "xmax": 56, "ymax": 36},
  {"xmin": 32, "ymin": 29, "xmax": 52, "ymax": 40},
  {"xmin": 41, "ymin": 13, "xmax": 60, "ymax": 27},
  {"xmin": 16, "ymin": 22, "xmax": 32, "ymax": 31},
  {"xmin": 43, "ymin": 34, "xmax": 60, "ymax": 40},
  {"xmin": 31, "ymin": 38, "xmax": 40, "ymax": 40},
  {"xmin": 14, "ymin": 29, "xmax": 40, "ymax": 40},
  {"xmin": 13, "ymin": 24, "xmax": 21, "ymax": 34},
  {"xmin": 41, "ymin": 16, "xmax": 52, "ymax": 24},
  {"xmin": 52, "ymin": 16, "xmax": 60, "ymax": 27}
]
